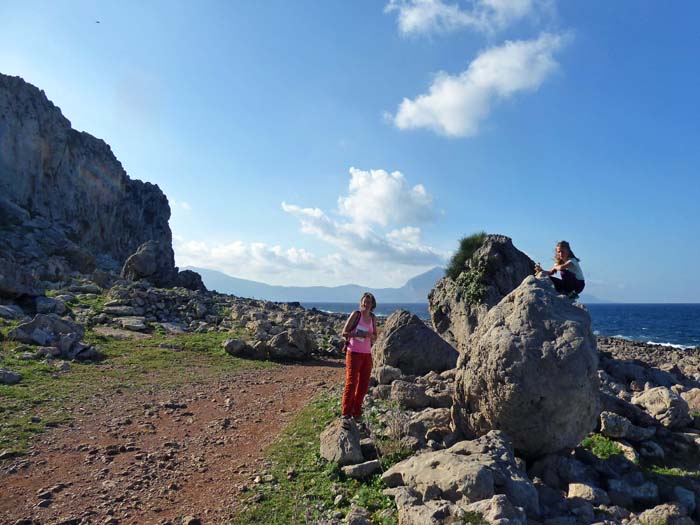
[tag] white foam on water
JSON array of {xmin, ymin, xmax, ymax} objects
[{"xmin": 646, "ymin": 341, "xmax": 695, "ymax": 350}]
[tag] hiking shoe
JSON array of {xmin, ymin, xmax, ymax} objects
[{"xmin": 340, "ymin": 416, "xmax": 352, "ymax": 430}]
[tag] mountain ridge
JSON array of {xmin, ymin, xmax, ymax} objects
[{"xmin": 185, "ymin": 266, "xmax": 445, "ymax": 303}]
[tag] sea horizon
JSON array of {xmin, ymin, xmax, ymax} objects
[{"xmin": 303, "ymin": 301, "xmax": 700, "ymax": 350}]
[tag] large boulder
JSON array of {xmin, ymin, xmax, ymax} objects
[
  {"xmin": 453, "ymin": 275, "xmax": 599, "ymax": 457},
  {"xmin": 0, "ymin": 258, "xmax": 43, "ymax": 299},
  {"xmin": 267, "ymin": 329, "xmax": 317, "ymax": 360},
  {"xmin": 120, "ymin": 240, "xmax": 178, "ymax": 287},
  {"xmin": 429, "ymin": 234, "xmax": 534, "ymax": 352},
  {"xmin": 8, "ymin": 314, "xmax": 85, "ymax": 346},
  {"xmin": 373, "ymin": 310, "xmax": 458, "ymax": 376},
  {"xmin": 176, "ymin": 269, "xmax": 207, "ymax": 292}
]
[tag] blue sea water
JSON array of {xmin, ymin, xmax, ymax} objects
[{"xmin": 303, "ymin": 302, "xmax": 700, "ymax": 350}]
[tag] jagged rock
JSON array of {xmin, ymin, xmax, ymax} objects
[
  {"xmin": 176, "ymin": 269, "xmax": 206, "ymax": 292},
  {"xmin": 607, "ymin": 478, "xmax": 659, "ymax": 507},
  {"xmin": 599, "ymin": 411, "xmax": 656, "ymax": 442},
  {"xmin": 0, "ymin": 74, "xmax": 175, "ymax": 281},
  {"xmin": 0, "ymin": 258, "xmax": 43, "ymax": 298},
  {"xmin": 382, "ymin": 431, "xmax": 538, "ymax": 517},
  {"xmin": 390, "ymin": 380, "xmax": 431, "ymax": 410},
  {"xmin": 117, "ymin": 317, "xmax": 148, "ymax": 332},
  {"xmin": 0, "ymin": 304, "xmax": 25, "ymax": 319},
  {"xmin": 463, "ymin": 494, "xmax": 527, "ymax": 524},
  {"xmin": 637, "ymin": 502, "xmax": 691, "ymax": 525},
  {"xmin": 35, "ymin": 296, "xmax": 66, "ymax": 315},
  {"xmin": 8, "ymin": 314, "xmax": 84, "ymax": 346},
  {"xmin": 428, "ymin": 234, "xmax": 534, "ymax": 351},
  {"xmin": 267, "ymin": 329, "xmax": 316, "ymax": 360},
  {"xmin": 372, "ymin": 310, "xmax": 458, "ymax": 376},
  {"xmin": 120, "ymin": 240, "xmax": 178, "ymax": 288},
  {"xmin": 632, "ymin": 387, "xmax": 692, "ymax": 429},
  {"xmin": 384, "ymin": 486, "xmax": 461, "ymax": 525},
  {"xmin": 454, "ymin": 276, "xmax": 599, "ymax": 457},
  {"xmin": 567, "ymin": 482, "xmax": 610, "ymax": 506},
  {"xmin": 405, "ymin": 408, "xmax": 451, "ymax": 442},
  {"xmin": 374, "ymin": 365, "xmax": 402, "ymax": 385},
  {"xmin": 341, "ymin": 460, "xmax": 381, "ymax": 479},
  {"xmin": 0, "ymin": 368, "xmax": 22, "ymax": 385},
  {"xmin": 319, "ymin": 419, "xmax": 363, "ymax": 466},
  {"xmin": 344, "ymin": 506, "xmax": 372, "ymax": 525}
]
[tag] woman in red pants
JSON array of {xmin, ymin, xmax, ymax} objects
[{"xmin": 340, "ymin": 292, "xmax": 377, "ymax": 428}]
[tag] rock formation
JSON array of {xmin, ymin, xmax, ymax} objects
[
  {"xmin": 372, "ymin": 309, "xmax": 458, "ymax": 376},
  {"xmin": 453, "ymin": 275, "xmax": 599, "ymax": 457},
  {"xmin": 0, "ymin": 73, "xmax": 193, "ymax": 293},
  {"xmin": 428, "ymin": 234, "xmax": 534, "ymax": 352}
]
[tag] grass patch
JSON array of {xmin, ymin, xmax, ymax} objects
[
  {"xmin": 0, "ymin": 327, "xmax": 269, "ymax": 456},
  {"xmin": 235, "ymin": 389, "xmax": 398, "ymax": 525},
  {"xmin": 446, "ymin": 232, "xmax": 487, "ymax": 280},
  {"xmin": 581, "ymin": 433, "xmax": 623, "ymax": 460}
]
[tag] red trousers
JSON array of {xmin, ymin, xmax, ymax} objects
[{"xmin": 341, "ymin": 351, "xmax": 372, "ymax": 417}]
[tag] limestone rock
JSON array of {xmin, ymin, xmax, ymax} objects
[
  {"xmin": 8, "ymin": 314, "xmax": 85, "ymax": 346},
  {"xmin": 120, "ymin": 240, "xmax": 178, "ymax": 288},
  {"xmin": 267, "ymin": 329, "xmax": 316, "ymax": 360},
  {"xmin": 454, "ymin": 275, "xmax": 599, "ymax": 457},
  {"xmin": 372, "ymin": 310, "xmax": 458, "ymax": 376},
  {"xmin": 319, "ymin": 419, "xmax": 363, "ymax": 466},
  {"xmin": 341, "ymin": 460, "xmax": 381, "ymax": 479},
  {"xmin": 0, "ymin": 74, "xmax": 175, "ymax": 282},
  {"xmin": 463, "ymin": 494, "xmax": 527, "ymax": 524},
  {"xmin": 632, "ymin": 387, "xmax": 692, "ymax": 429},
  {"xmin": 429, "ymin": 234, "xmax": 534, "ymax": 351},
  {"xmin": 176, "ymin": 269, "xmax": 207, "ymax": 291},
  {"xmin": 0, "ymin": 368, "xmax": 22, "ymax": 385}
]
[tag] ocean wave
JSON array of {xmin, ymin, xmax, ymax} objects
[{"xmin": 646, "ymin": 341, "xmax": 696, "ymax": 350}]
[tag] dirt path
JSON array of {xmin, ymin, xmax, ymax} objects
[{"xmin": 0, "ymin": 358, "xmax": 345, "ymax": 525}]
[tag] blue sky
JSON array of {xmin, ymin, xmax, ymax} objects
[{"xmin": 2, "ymin": 1, "xmax": 699, "ymax": 302}]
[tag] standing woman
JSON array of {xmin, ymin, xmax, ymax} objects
[{"xmin": 340, "ymin": 292, "xmax": 377, "ymax": 427}]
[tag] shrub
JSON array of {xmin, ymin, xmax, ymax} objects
[
  {"xmin": 446, "ymin": 232, "xmax": 487, "ymax": 280},
  {"xmin": 455, "ymin": 263, "xmax": 487, "ymax": 305},
  {"xmin": 581, "ymin": 433, "xmax": 623, "ymax": 460}
]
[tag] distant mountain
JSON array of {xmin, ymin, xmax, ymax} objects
[{"xmin": 186, "ymin": 266, "xmax": 445, "ymax": 303}]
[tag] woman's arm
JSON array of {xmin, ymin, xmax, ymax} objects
[{"xmin": 341, "ymin": 311, "xmax": 360, "ymax": 339}]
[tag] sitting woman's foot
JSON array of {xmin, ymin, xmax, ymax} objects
[{"xmin": 340, "ymin": 416, "xmax": 353, "ymax": 430}]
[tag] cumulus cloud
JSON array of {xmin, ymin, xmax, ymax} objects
[
  {"xmin": 392, "ymin": 32, "xmax": 568, "ymax": 137},
  {"xmin": 282, "ymin": 167, "xmax": 446, "ymax": 268},
  {"xmin": 338, "ymin": 167, "xmax": 436, "ymax": 227},
  {"xmin": 174, "ymin": 237, "xmax": 321, "ymax": 279},
  {"xmin": 385, "ymin": 0, "xmax": 542, "ymax": 36}
]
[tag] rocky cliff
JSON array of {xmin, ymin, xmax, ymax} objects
[{"xmin": 0, "ymin": 73, "xmax": 177, "ymax": 291}]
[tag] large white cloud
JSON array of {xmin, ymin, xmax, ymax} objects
[
  {"xmin": 392, "ymin": 32, "xmax": 567, "ymax": 137},
  {"xmin": 337, "ymin": 167, "xmax": 436, "ymax": 227},
  {"xmin": 385, "ymin": 0, "xmax": 542, "ymax": 36}
]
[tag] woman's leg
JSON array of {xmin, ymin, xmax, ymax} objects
[
  {"xmin": 341, "ymin": 351, "xmax": 359, "ymax": 417},
  {"xmin": 351, "ymin": 353, "xmax": 373, "ymax": 418}
]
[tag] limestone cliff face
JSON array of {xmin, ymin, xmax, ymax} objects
[{"xmin": 0, "ymin": 73, "xmax": 176, "ymax": 287}]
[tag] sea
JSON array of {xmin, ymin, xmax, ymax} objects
[{"xmin": 302, "ymin": 302, "xmax": 700, "ymax": 350}]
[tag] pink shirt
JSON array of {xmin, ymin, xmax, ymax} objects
[{"xmin": 348, "ymin": 316, "xmax": 374, "ymax": 354}]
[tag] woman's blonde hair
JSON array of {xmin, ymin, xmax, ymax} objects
[
  {"xmin": 361, "ymin": 292, "xmax": 376, "ymax": 312},
  {"xmin": 555, "ymin": 240, "xmax": 579, "ymax": 264}
]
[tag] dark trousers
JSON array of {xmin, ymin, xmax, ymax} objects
[
  {"xmin": 550, "ymin": 269, "xmax": 585, "ymax": 294},
  {"xmin": 341, "ymin": 351, "xmax": 372, "ymax": 417}
]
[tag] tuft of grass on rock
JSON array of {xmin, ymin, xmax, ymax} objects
[
  {"xmin": 235, "ymin": 388, "xmax": 398, "ymax": 525},
  {"xmin": 446, "ymin": 232, "xmax": 487, "ymax": 280},
  {"xmin": 581, "ymin": 433, "xmax": 623, "ymax": 460}
]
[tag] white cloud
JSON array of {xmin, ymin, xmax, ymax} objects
[
  {"xmin": 280, "ymin": 168, "xmax": 445, "ymax": 266},
  {"xmin": 174, "ymin": 238, "xmax": 322, "ymax": 280},
  {"xmin": 392, "ymin": 32, "xmax": 568, "ymax": 137},
  {"xmin": 338, "ymin": 167, "xmax": 436, "ymax": 227},
  {"xmin": 385, "ymin": 0, "xmax": 542, "ymax": 36}
]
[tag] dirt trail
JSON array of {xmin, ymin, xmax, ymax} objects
[{"xmin": 0, "ymin": 358, "xmax": 345, "ymax": 525}]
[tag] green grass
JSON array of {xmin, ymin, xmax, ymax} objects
[
  {"xmin": 580, "ymin": 433, "xmax": 623, "ymax": 460},
  {"xmin": 446, "ymin": 232, "xmax": 487, "ymax": 280},
  {"xmin": 0, "ymin": 324, "xmax": 270, "ymax": 456},
  {"xmin": 234, "ymin": 389, "xmax": 398, "ymax": 525}
]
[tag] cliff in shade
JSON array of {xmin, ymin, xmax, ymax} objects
[{"xmin": 0, "ymin": 73, "xmax": 177, "ymax": 289}]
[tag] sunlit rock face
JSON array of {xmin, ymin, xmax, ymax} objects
[{"xmin": 0, "ymin": 73, "xmax": 175, "ymax": 289}]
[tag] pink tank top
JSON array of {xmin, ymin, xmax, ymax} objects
[{"xmin": 348, "ymin": 316, "xmax": 374, "ymax": 354}]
